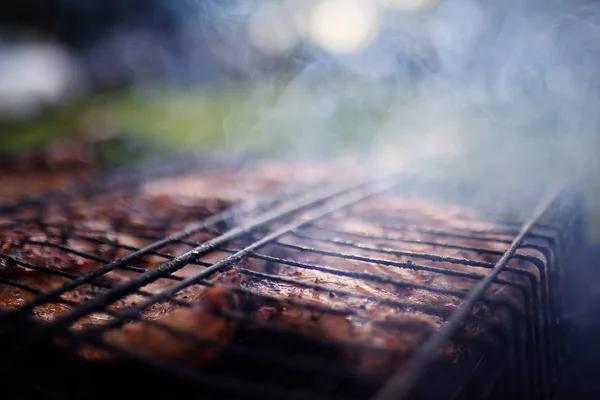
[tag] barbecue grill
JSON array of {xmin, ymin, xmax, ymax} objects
[{"xmin": 0, "ymin": 156, "xmax": 584, "ymax": 400}]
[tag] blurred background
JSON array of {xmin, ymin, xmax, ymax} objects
[
  {"xmin": 2, "ymin": 0, "xmax": 600, "ymax": 236},
  {"xmin": 0, "ymin": 0, "xmax": 447, "ymax": 155}
]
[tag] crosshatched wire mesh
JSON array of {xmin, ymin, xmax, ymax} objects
[{"xmin": 0, "ymin": 159, "xmax": 584, "ymax": 400}]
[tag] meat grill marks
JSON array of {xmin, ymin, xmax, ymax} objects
[{"xmin": 0, "ymin": 167, "xmax": 580, "ymax": 400}]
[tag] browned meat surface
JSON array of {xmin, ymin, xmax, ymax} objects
[
  {"xmin": 141, "ymin": 160, "xmax": 345, "ymax": 203},
  {"xmin": 0, "ymin": 140, "xmax": 98, "ymax": 203},
  {"xmin": 0, "ymin": 162, "xmax": 540, "ymax": 375}
]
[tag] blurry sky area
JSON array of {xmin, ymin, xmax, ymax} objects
[{"xmin": 2, "ymin": 0, "xmax": 600, "ymax": 192}]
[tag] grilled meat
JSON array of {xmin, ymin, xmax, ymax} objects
[
  {"xmin": 70, "ymin": 275, "xmax": 243, "ymax": 364},
  {"xmin": 0, "ymin": 160, "xmax": 358, "ymax": 362},
  {"xmin": 0, "ymin": 163, "xmax": 541, "ymax": 375},
  {"xmin": 0, "ymin": 140, "xmax": 99, "ymax": 203},
  {"xmin": 231, "ymin": 198, "xmax": 539, "ymax": 372},
  {"xmin": 100, "ymin": 198, "xmax": 533, "ymax": 371}
]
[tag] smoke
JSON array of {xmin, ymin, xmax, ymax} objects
[{"xmin": 98, "ymin": 0, "xmax": 600, "ymax": 233}]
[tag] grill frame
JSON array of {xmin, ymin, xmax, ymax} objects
[{"xmin": 0, "ymin": 160, "xmax": 583, "ymax": 400}]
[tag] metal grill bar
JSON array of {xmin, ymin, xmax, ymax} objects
[
  {"xmin": 0, "ymin": 256, "xmax": 151, "ymax": 301},
  {"xmin": 373, "ymin": 187, "xmax": 560, "ymax": 400},
  {"xmin": 0, "ymin": 277, "xmax": 42, "ymax": 295},
  {"xmin": 27, "ymin": 237, "xmax": 212, "ymax": 274},
  {"xmin": 32, "ymin": 229, "xmax": 214, "ymax": 268}
]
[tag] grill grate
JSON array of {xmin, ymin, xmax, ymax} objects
[{"xmin": 0, "ymin": 160, "xmax": 583, "ymax": 400}]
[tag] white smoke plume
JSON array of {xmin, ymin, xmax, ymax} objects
[{"xmin": 164, "ymin": 0, "xmax": 600, "ymax": 235}]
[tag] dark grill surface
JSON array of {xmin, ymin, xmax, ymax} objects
[{"xmin": 0, "ymin": 159, "xmax": 584, "ymax": 400}]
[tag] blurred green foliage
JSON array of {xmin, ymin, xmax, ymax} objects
[
  {"xmin": 1, "ymin": 84, "xmax": 265, "ymax": 154},
  {"xmin": 0, "ymin": 78, "xmax": 399, "ymax": 156}
]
